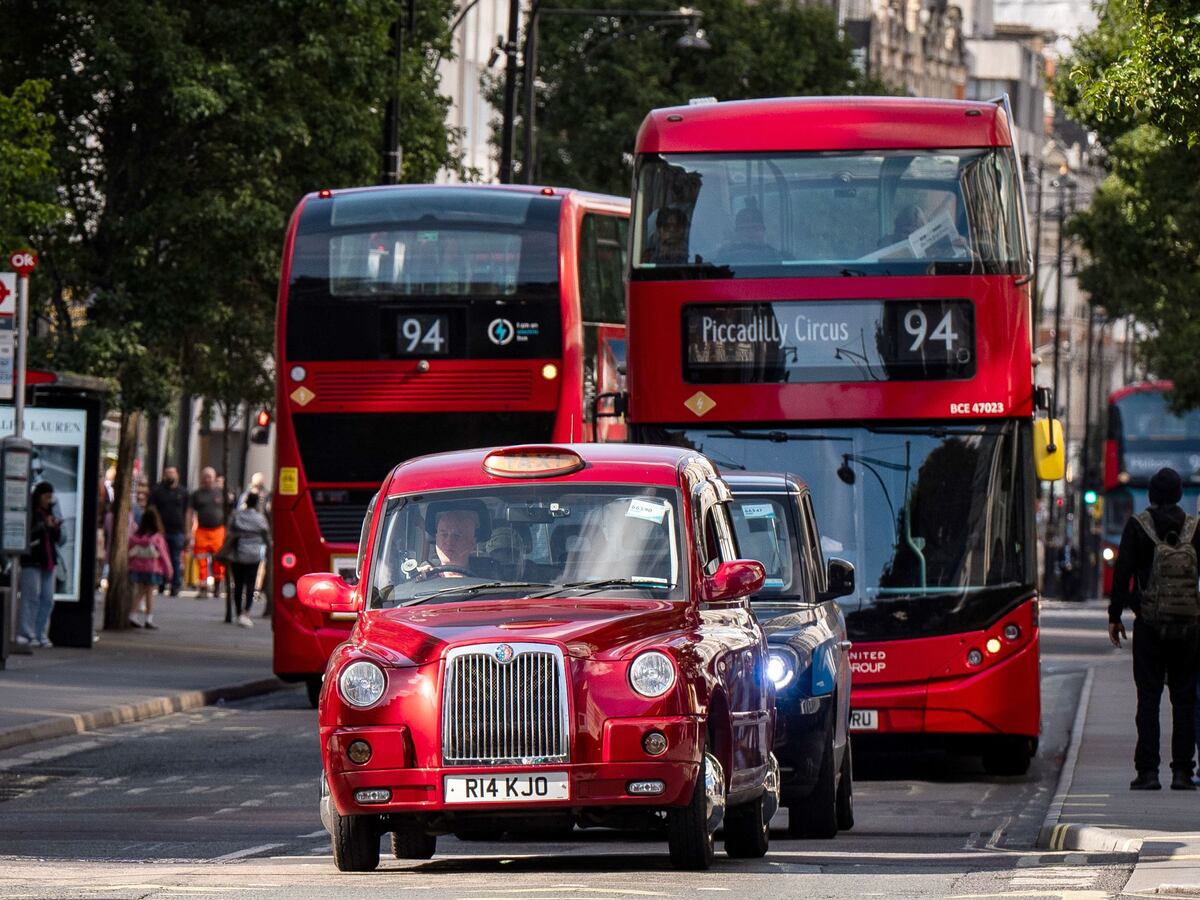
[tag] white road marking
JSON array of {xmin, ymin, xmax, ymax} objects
[{"xmin": 209, "ymin": 842, "xmax": 286, "ymax": 863}]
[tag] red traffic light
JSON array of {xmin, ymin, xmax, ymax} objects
[
  {"xmin": 256, "ymin": 409, "xmax": 271, "ymax": 428},
  {"xmin": 1055, "ymin": 497, "xmax": 1065, "ymax": 507}
]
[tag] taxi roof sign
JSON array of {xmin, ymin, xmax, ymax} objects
[{"xmin": 483, "ymin": 447, "xmax": 585, "ymax": 479}]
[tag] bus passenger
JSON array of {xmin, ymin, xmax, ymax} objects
[
  {"xmin": 646, "ymin": 207, "xmax": 691, "ymax": 264},
  {"xmin": 716, "ymin": 200, "xmax": 781, "ymax": 263}
]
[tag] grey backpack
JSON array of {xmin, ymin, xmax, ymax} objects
[{"xmin": 1136, "ymin": 511, "xmax": 1200, "ymax": 631}]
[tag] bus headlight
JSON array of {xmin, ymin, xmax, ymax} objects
[
  {"xmin": 766, "ymin": 648, "xmax": 798, "ymax": 690},
  {"xmin": 629, "ymin": 651, "xmax": 676, "ymax": 698},
  {"xmin": 338, "ymin": 661, "xmax": 386, "ymax": 708}
]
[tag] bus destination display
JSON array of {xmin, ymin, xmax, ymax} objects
[{"xmin": 683, "ymin": 300, "xmax": 975, "ymax": 384}]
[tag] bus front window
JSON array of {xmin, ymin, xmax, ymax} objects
[{"xmin": 632, "ymin": 149, "xmax": 1026, "ymax": 279}]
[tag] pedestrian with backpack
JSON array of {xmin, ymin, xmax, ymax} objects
[{"xmin": 1109, "ymin": 467, "xmax": 1200, "ymax": 791}]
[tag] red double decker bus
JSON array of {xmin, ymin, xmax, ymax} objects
[
  {"xmin": 626, "ymin": 97, "xmax": 1061, "ymax": 774},
  {"xmin": 1102, "ymin": 381, "xmax": 1200, "ymax": 594},
  {"xmin": 273, "ymin": 185, "xmax": 629, "ymax": 702}
]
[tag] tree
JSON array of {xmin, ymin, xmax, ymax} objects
[
  {"xmin": 504, "ymin": 0, "xmax": 889, "ymax": 194},
  {"xmin": 1071, "ymin": 0, "xmax": 1200, "ymax": 148},
  {"xmin": 0, "ymin": 0, "xmax": 466, "ymax": 627},
  {"xmin": 0, "ymin": 79, "xmax": 60, "ymax": 252},
  {"xmin": 1059, "ymin": 0, "xmax": 1200, "ymax": 408}
]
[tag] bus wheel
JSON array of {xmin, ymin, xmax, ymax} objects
[
  {"xmin": 391, "ymin": 825, "xmax": 436, "ymax": 860},
  {"xmin": 982, "ymin": 736, "xmax": 1035, "ymax": 776},
  {"xmin": 305, "ymin": 678, "xmax": 321, "ymax": 709},
  {"xmin": 789, "ymin": 740, "xmax": 837, "ymax": 839},
  {"xmin": 836, "ymin": 743, "xmax": 854, "ymax": 831},
  {"xmin": 330, "ymin": 808, "xmax": 380, "ymax": 872}
]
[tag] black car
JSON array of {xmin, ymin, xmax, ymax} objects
[{"xmin": 726, "ymin": 473, "xmax": 855, "ymax": 839}]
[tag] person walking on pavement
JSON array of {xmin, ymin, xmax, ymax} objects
[
  {"xmin": 1109, "ymin": 466, "xmax": 1200, "ymax": 791},
  {"xmin": 149, "ymin": 466, "xmax": 188, "ymax": 597},
  {"xmin": 189, "ymin": 467, "xmax": 226, "ymax": 597},
  {"xmin": 16, "ymin": 482, "xmax": 64, "ymax": 648},
  {"xmin": 127, "ymin": 507, "xmax": 173, "ymax": 630},
  {"xmin": 227, "ymin": 492, "xmax": 269, "ymax": 628}
]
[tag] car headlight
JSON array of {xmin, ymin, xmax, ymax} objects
[
  {"xmin": 629, "ymin": 651, "xmax": 676, "ymax": 698},
  {"xmin": 767, "ymin": 648, "xmax": 798, "ymax": 690},
  {"xmin": 338, "ymin": 660, "xmax": 386, "ymax": 707}
]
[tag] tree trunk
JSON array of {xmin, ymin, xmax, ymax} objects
[{"xmin": 103, "ymin": 409, "xmax": 141, "ymax": 630}]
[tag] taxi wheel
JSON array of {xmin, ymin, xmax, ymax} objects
[
  {"xmin": 391, "ymin": 826, "xmax": 436, "ymax": 860},
  {"xmin": 836, "ymin": 744, "xmax": 854, "ymax": 831},
  {"xmin": 788, "ymin": 740, "xmax": 837, "ymax": 839},
  {"xmin": 305, "ymin": 678, "xmax": 321, "ymax": 709},
  {"xmin": 667, "ymin": 762, "xmax": 715, "ymax": 870},
  {"xmin": 330, "ymin": 811, "xmax": 380, "ymax": 872},
  {"xmin": 723, "ymin": 792, "xmax": 770, "ymax": 858}
]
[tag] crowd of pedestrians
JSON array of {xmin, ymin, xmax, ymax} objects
[{"xmin": 15, "ymin": 463, "xmax": 271, "ymax": 647}]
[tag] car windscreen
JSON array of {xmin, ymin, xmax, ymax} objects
[
  {"xmin": 632, "ymin": 148, "xmax": 1025, "ymax": 279},
  {"xmin": 728, "ymin": 494, "xmax": 805, "ymax": 602},
  {"xmin": 369, "ymin": 484, "xmax": 686, "ymax": 607}
]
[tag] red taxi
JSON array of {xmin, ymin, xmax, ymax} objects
[{"xmin": 300, "ymin": 444, "xmax": 779, "ymax": 871}]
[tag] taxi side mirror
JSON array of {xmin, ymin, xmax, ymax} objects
[
  {"xmin": 706, "ymin": 559, "xmax": 766, "ymax": 602},
  {"xmin": 297, "ymin": 573, "xmax": 360, "ymax": 615},
  {"xmin": 1034, "ymin": 418, "xmax": 1065, "ymax": 482},
  {"xmin": 822, "ymin": 558, "xmax": 855, "ymax": 601}
]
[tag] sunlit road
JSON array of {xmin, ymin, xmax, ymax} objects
[{"xmin": 0, "ymin": 601, "xmax": 1134, "ymax": 899}]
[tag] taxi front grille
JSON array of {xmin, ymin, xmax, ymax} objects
[{"xmin": 441, "ymin": 644, "xmax": 568, "ymax": 766}]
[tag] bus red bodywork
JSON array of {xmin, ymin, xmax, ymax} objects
[
  {"xmin": 273, "ymin": 185, "xmax": 629, "ymax": 699},
  {"xmin": 626, "ymin": 97, "xmax": 1041, "ymax": 772}
]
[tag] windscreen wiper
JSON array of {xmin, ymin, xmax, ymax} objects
[
  {"xmin": 399, "ymin": 581, "xmax": 554, "ymax": 606},
  {"xmin": 524, "ymin": 578, "xmax": 675, "ymax": 600}
]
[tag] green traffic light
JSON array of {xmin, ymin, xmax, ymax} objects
[{"xmin": 1083, "ymin": 490, "xmax": 1098, "ymax": 504}]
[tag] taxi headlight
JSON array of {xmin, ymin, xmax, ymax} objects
[
  {"xmin": 767, "ymin": 648, "xmax": 798, "ymax": 690},
  {"xmin": 629, "ymin": 651, "xmax": 676, "ymax": 698},
  {"xmin": 338, "ymin": 660, "xmax": 386, "ymax": 708}
]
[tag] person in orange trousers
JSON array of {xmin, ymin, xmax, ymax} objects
[{"xmin": 188, "ymin": 467, "xmax": 227, "ymax": 596}]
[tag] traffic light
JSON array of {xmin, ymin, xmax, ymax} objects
[
  {"xmin": 250, "ymin": 409, "xmax": 271, "ymax": 444},
  {"xmin": 1083, "ymin": 489, "xmax": 1098, "ymax": 505}
]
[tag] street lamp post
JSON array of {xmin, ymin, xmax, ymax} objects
[
  {"xmin": 382, "ymin": 0, "xmax": 417, "ymax": 185},
  {"xmin": 519, "ymin": 5, "xmax": 708, "ymax": 184},
  {"xmin": 498, "ymin": 0, "xmax": 522, "ymax": 183},
  {"xmin": 1048, "ymin": 174, "xmax": 1076, "ymax": 526}
]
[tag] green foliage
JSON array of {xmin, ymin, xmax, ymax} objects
[
  {"xmin": 0, "ymin": 0, "xmax": 464, "ymax": 414},
  {"xmin": 507, "ymin": 0, "xmax": 888, "ymax": 195},
  {"xmin": 1062, "ymin": 0, "xmax": 1200, "ymax": 408},
  {"xmin": 1071, "ymin": 0, "xmax": 1200, "ymax": 149},
  {"xmin": 0, "ymin": 79, "xmax": 60, "ymax": 251}
]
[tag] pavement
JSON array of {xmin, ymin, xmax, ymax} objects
[
  {"xmin": 0, "ymin": 587, "xmax": 284, "ymax": 752},
  {"xmin": 1040, "ymin": 599, "xmax": 1200, "ymax": 898}
]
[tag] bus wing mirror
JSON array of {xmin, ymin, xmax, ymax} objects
[
  {"xmin": 823, "ymin": 558, "xmax": 855, "ymax": 600},
  {"xmin": 706, "ymin": 559, "xmax": 765, "ymax": 601},
  {"xmin": 593, "ymin": 391, "xmax": 627, "ymax": 420},
  {"xmin": 1034, "ymin": 418, "xmax": 1065, "ymax": 482},
  {"xmin": 297, "ymin": 573, "xmax": 360, "ymax": 614}
]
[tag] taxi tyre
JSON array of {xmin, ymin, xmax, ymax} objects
[
  {"xmin": 667, "ymin": 756, "xmax": 719, "ymax": 870},
  {"xmin": 305, "ymin": 677, "xmax": 321, "ymax": 709},
  {"xmin": 723, "ymin": 791, "xmax": 770, "ymax": 858},
  {"xmin": 981, "ymin": 735, "xmax": 1035, "ymax": 777},
  {"xmin": 788, "ymin": 738, "xmax": 837, "ymax": 839},
  {"xmin": 836, "ymin": 742, "xmax": 854, "ymax": 831},
  {"xmin": 330, "ymin": 807, "xmax": 381, "ymax": 872},
  {"xmin": 392, "ymin": 826, "xmax": 437, "ymax": 860}
]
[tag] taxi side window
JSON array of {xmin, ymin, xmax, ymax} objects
[
  {"xmin": 700, "ymin": 501, "xmax": 738, "ymax": 577},
  {"xmin": 799, "ymin": 491, "xmax": 827, "ymax": 596},
  {"xmin": 355, "ymin": 493, "xmax": 378, "ymax": 584}
]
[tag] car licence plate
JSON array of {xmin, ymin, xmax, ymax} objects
[
  {"xmin": 444, "ymin": 772, "xmax": 569, "ymax": 804},
  {"xmin": 849, "ymin": 709, "xmax": 879, "ymax": 731}
]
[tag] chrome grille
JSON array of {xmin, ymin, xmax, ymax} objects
[{"xmin": 441, "ymin": 643, "xmax": 569, "ymax": 766}]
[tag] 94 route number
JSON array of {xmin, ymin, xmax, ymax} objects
[{"xmin": 950, "ymin": 402, "xmax": 1005, "ymax": 415}]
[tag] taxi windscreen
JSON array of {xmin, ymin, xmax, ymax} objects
[
  {"xmin": 368, "ymin": 485, "xmax": 686, "ymax": 607},
  {"xmin": 729, "ymin": 496, "xmax": 804, "ymax": 602}
]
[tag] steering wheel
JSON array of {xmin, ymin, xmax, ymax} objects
[{"xmin": 414, "ymin": 564, "xmax": 472, "ymax": 582}]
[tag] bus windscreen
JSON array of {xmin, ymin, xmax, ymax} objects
[{"xmin": 632, "ymin": 149, "xmax": 1025, "ymax": 279}]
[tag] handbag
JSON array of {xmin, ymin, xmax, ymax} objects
[{"xmin": 214, "ymin": 527, "xmax": 239, "ymax": 565}]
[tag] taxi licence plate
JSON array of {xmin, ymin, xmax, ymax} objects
[
  {"xmin": 444, "ymin": 772, "xmax": 569, "ymax": 804},
  {"xmin": 849, "ymin": 710, "xmax": 879, "ymax": 731}
]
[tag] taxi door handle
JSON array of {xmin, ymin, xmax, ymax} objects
[{"xmin": 838, "ymin": 641, "xmax": 852, "ymax": 651}]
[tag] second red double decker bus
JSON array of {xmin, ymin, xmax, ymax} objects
[
  {"xmin": 273, "ymin": 185, "xmax": 629, "ymax": 702},
  {"xmin": 626, "ymin": 96, "xmax": 1061, "ymax": 774}
]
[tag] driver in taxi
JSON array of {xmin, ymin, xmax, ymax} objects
[{"xmin": 416, "ymin": 508, "xmax": 480, "ymax": 578}]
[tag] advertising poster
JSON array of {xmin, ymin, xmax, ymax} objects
[{"xmin": 0, "ymin": 406, "xmax": 88, "ymax": 601}]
